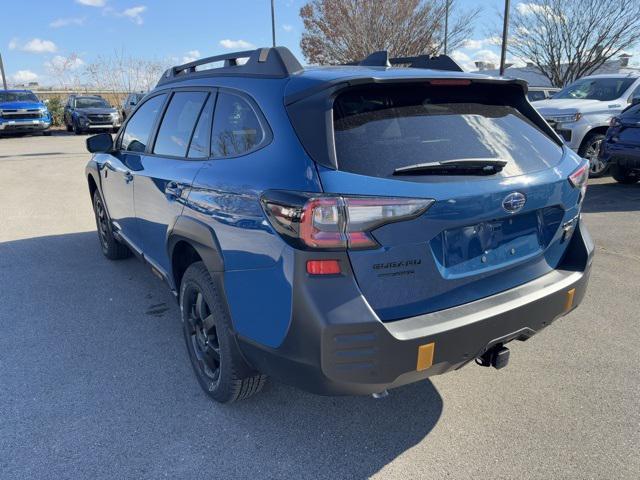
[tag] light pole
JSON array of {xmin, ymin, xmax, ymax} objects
[
  {"xmin": 271, "ymin": 0, "xmax": 276, "ymax": 47},
  {"xmin": 443, "ymin": 0, "xmax": 450, "ymax": 55},
  {"xmin": 499, "ymin": 0, "xmax": 511, "ymax": 76},
  {"xmin": 0, "ymin": 53, "xmax": 7, "ymax": 90}
]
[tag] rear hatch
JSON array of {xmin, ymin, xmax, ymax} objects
[{"xmin": 289, "ymin": 80, "xmax": 582, "ymax": 321}]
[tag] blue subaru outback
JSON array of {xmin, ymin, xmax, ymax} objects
[{"xmin": 85, "ymin": 47, "xmax": 593, "ymax": 403}]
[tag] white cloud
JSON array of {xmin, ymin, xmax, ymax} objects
[
  {"xmin": 50, "ymin": 17, "xmax": 85, "ymax": 28},
  {"xmin": 516, "ymin": 2, "xmax": 559, "ymax": 19},
  {"xmin": 45, "ymin": 55, "xmax": 85, "ymax": 72},
  {"xmin": 12, "ymin": 70, "xmax": 39, "ymax": 83},
  {"xmin": 282, "ymin": 24, "xmax": 293, "ymax": 32},
  {"xmin": 473, "ymin": 49, "xmax": 501, "ymax": 65},
  {"xmin": 462, "ymin": 37, "xmax": 501, "ymax": 51},
  {"xmin": 219, "ymin": 39, "xmax": 255, "ymax": 50},
  {"xmin": 451, "ymin": 50, "xmax": 475, "ymax": 71},
  {"xmin": 17, "ymin": 38, "xmax": 58, "ymax": 54},
  {"xmin": 122, "ymin": 6, "xmax": 146, "ymax": 25},
  {"xmin": 76, "ymin": 0, "xmax": 106, "ymax": 6},
  {"xmin": 462, "ymin": 39, "xmax": 485, "ymax": 50},
  {"xmin": 182, "ymin": 50, "xmax": 201, "ymax": 63}
]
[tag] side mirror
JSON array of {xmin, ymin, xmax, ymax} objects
[
  {"xmin": 86, "ymin": 133, "xmax": 113, "ymax": 153},
  {"xmin": 129, "ymin": 101, "xmax": 136, "ymax": 106}
]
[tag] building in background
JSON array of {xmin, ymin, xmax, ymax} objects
[{"xmin": 475, "ymin": 54, "xmax": 639, "ymax": 87}]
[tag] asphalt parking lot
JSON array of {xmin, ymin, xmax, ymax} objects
[{"xmin": 0, "ymin": 132, "xmax": 638, "ymax": 479}]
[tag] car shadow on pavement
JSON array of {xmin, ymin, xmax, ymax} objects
[
  {"xmin": 0, "ymin": 231, "xmax": 443, "ymax": 480},
  {"xmin": 582, "ymin": 180, "xmax": 640, "ymax": 213}
]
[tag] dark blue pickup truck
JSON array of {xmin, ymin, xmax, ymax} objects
[{"xmin": 0, "ymin": 90, "xmax": 51, "ymax": 136}]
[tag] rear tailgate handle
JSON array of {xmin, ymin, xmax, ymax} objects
[{"xmin": 165, "ymin": 181, "xmax": 183, "ymax": 198}]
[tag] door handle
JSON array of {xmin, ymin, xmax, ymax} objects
[
  {"xmin": 124, "ymin": 171, "xmax": 133, "ymax": 183},
  {"xmin": 165, "ymin": 181, "xmax": 183, "ymax": 198}
]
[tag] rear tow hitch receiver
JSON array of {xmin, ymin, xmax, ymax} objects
[{"xmin": 476, "ymin": 345, "xmax": 510, "ymax": 369}]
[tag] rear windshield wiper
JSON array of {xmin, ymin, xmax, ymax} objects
[{"xmin": 393, "ymin": 159, "xmax": 508, "ymax": 176}]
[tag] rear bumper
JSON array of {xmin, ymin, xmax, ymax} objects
[
  {"xmin": 239, "ymin": 220, "xmax": 594, "ymax": 396},
  {"xmin": 600, "ymin": 142, "xmax": 640, "ymax": 169}
]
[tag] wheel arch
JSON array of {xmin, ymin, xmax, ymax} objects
[
  {"xmin": 87, "ymin": 173, "xmax": 98, "ymax": 201},
  {"xmin": 579, "ymin": 126, "xmax": 608, "ymax": 150},
  {"xmin": 167, "ymin": 216, "xmax": 225, "ymax": 293}
]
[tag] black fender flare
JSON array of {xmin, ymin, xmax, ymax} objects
[{"xmin": 167, "ymin": 215, "xmax": 225, "ymax": 283}]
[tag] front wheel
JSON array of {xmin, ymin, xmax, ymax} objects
[
  {"xmin": 73, "ymin": 119, "xmax": 83, "ymax": 135},
  {"xmin": 180, "ymin": 262, "xmax": 266, "ymax": 403},
  {"xmin": 579, "ymin": 133, "xmax": 607, "ymax": 178},
  {"xmin": 92, "ymin": 190, "xmax": 131, "ymax": 260},
  {"xmin": 611, "ymin": 165, "xmax": 639, "ymax": 184}
]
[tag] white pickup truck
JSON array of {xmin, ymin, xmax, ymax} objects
[{"xmin": 533, "ymin": 73, "xmax": 640, "ymax": 176}]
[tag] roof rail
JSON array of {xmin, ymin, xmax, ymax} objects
[
  {"xmin": 349, "ymin": 50, "xmax": 463, "ymax": 72},
  {"xmin": 157, "ymin": 46, "xmax": 303, "ymax": 85}
]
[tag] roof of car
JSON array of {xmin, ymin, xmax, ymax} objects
[
  {"xmin": 0, "ymin": 89, "xmax": 34, "ymax": 93},
  {"xmin": 157, "ymin": 47, "xmax": 528, "ymax": 104},
  {"xmin": 581, "ymin": 73, "xmax": 640, "ymax": 79}
]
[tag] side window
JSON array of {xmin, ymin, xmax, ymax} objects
[
  {"xmin": 188, "ymin": 94, "xmax": 215, "ymax": 159},
  {"xmin": 211, "ymin": 92, "xmax": 264, "ymax": 158},
  {"xmin": 630, "ymin": 83, "xmax": 640, "ymax": 103},
  {"xmin": 154, "ymin": 91, "xmax": 208, "ymax": 157},
  {"xmin": 121, "ymin": 94, "xmax": 166, "ymax": 152}
]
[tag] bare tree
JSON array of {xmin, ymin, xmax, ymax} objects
[
  {"xmin": 46, "ymin": 53, "xmax": 84, "ymax": 89},
  {"xmin": 300, "ymin": 0, "xmax": 480, "ymax": 64},
  {"xmin": 508, "ymin": 0, "xmax": 640, "ymax": 87},
  {"xmin": 85, "ymin": 49, "xmax": 168, "ymax": 96}
]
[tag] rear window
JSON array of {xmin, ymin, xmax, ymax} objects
[{"xmin": 333, "ymin": 84, "xmax": 563, "ymax": 178}]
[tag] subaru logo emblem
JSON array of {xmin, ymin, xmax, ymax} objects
[{"xmin": 502, "ymin": 192, "xmax": 526, "ymax": 213}]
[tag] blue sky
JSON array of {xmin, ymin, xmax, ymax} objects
[{"xmin": 1, "ymin": 0, "xmax": 532, "ymax": 86}]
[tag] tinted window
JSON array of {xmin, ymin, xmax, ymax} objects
[
  {"xmin": 554, "ymin": 78, "xmax": 635, "ymax": 101},
  {"xmin": 154, "ymin": 91, "xmax": 208, "ymax": 157},
  {"xmin": 76, "ymin": 97, "xmax": 110, "ymax": 108},
  {"xmin": 527, "ymin": 90, "xmax": 546, "ymax": 102},
  {"xmin": 0, "ymin": 91, "xmax": 38, "ymax": 102},
  {"xmin": 188, "ymin": 94, "xmax": 215, "ymax": 159},
  {"xmin": 333, "ymin": 84, "xmax": 563, "ymax": 179},
  {"xmin": 211, "ymin": 93, "xmax": 263, "ymax": 157},
  {"xmin": 621, "ymin": 103, "xmax": 640, "ymax": 117},
  {"xmin": 121, "ymin": 94, "xmax": 166, "ymax": 152}
]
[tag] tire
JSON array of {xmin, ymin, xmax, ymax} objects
[
  {"xmin": 92, "ymin": 190, "xmax": 131, "ymax": 260},
  {"xmin": 579, "ymin": 133, "xmax": 607, "ymax": 178},
  {"xmin": 42, "ymin": 130, "xmax": 52, "ymax": 136},
  {"xmin": 180, "ymin": 262, "xmax": 266, "ymax": 403},
  {"xmin": 66, "ymin": 122, "xmax": 72, "ymax": 132},
  {"xmin": 73, "ymin": 119, "xmax": 83, "ymax": 135},
  {"xmin": 611, "ymin": 165, "xmax": 639, "ymax": 184}
]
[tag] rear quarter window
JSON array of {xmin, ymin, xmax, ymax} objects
[{"xmin": 333, "ymin": 83, "xmax": 563, "ymax": 179}]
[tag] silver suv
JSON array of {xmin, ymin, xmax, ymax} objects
[{"xmin": 533, "ymin": 74, "xmax": 640, "ymax": 176}]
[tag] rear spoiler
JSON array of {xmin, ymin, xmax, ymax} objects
[
  {"xmin": 345, "ymin": 50, "xmax": 463, "ymax": 72},
  {"xmin": 284, "ymin": 76, "xmax": 529, "ymax": 106}
]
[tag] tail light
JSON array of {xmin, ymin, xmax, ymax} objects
[
  {"xmin": 261, "ymin": 191, "xmax": 434, "ymax": 250},
  {"xmin": 568, "ymin": 161, "xmax": 589, "ymax": 202}
]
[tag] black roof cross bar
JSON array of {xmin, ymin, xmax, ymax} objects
[
  {"xmin": 352, "ymin": 50, "xmax": 463, "ymax": 72},
  {"xmin": 157, "ymin": 46, "xmax": 304, "ymax": 85}
]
